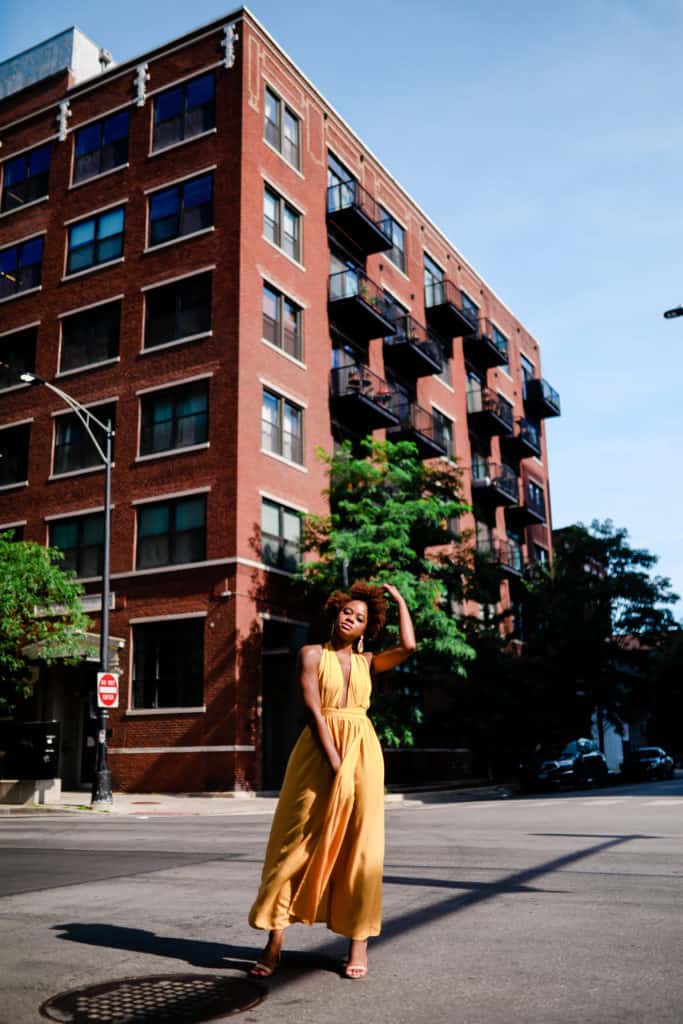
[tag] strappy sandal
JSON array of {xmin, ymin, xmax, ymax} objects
[
  {"xmin": 248, "ymin": 954, "xmax": 280, "ymax": 978},
  {"xmin": 342, "ymin": 960, "xmax": 368, "ymax": 980}
]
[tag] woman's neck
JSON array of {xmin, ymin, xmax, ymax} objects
[{"xmin": 330, "ymin": 636, "xmax": 354, "ymax": 654}]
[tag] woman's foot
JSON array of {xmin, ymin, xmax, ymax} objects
[
  {"xmin": 248, "ymin": 930, "xmax": 283, "ymax": 978},
  {"xmin": 343, "ymin": 938, "xmax": 368, "ymax": 979}
]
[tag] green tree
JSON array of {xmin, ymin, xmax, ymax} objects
[
  {"xmin": 0, "ymin": 532, "xmax": 90, "ymax": 714},
  {"xmin": 301, "ymin": 439, "xmax": 476, "ymax": 746},
  {"xmin": 522, "ymin": 519, "xmax": 679, "ymax": 741}
]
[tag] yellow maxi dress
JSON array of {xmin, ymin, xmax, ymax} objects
[{"xmin": 249, "ymin": 643, "xmax": 385, "ymax": 940}]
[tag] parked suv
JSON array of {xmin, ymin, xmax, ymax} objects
[
  {"xmin": 621, "ymin": 747, "xmax": 675, "ymax": 781},
  {"xmin": 519, "ymin": 738, "xmax": 609, "ymax": 791}
]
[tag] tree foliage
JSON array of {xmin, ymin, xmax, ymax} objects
[
  {"xmin": 0, "ymin": 533, "xmax": 90, "ymax": 714},
  {"xmin": 300, "ymin": 439, "xmax": 476, "ymax": 746}
]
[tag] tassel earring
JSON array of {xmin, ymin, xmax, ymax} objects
[{"xmin": 356, "ymin": 634, "xmax": 364, "ymax": 654}]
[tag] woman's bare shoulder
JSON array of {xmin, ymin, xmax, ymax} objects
[{"xmin": 298, "ymin": 643, "xmax": 324, "ymax": 667}]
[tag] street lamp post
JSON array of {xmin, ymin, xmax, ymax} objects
[{"xmin": 17, "ymin": 371, "xmax": 114, "ymax": 806}]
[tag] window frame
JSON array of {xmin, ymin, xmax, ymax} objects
[
  {"xmin": 379, "ymin": 205, "xmax": 406, "ymax": 272},
  {"xmin": 132, "ymin": 618, "xmax": 204, "ymax": 709},
  {"xmin": 432, "ymin": 407, "xmax": 454, "ymax": 459},
  {"xmin": 72, "ymin": 111, "xmax": 129, "ymax": 185},
  {"xmin": 0, "ymin": 325, "xmax": 37, "ymax": 391},
  {"xmin": 263, "ymin": 185, "xmax": 302, "ymax": 262},
  {"xmin": 0, "ymin": 235, "xmax": 43, "ymax": 299},
  {"xmin": 264, "ymin": 86, "xmax": 301, "ymax": 170},
  {"xmin": 66, "ymin": 207, "xmax": 125, "ymax": 276},
  {"xmin": 52, "ymin": 401, "xmax": 116, "ymax": 477},
  {"xmin": 261, "ymin": 387, "xmax": 304, "ymax": 465},
  {"xmin": 49, "ymin": 511, "xmax": 105, "ymax": 578},
  {"xmin": 0, "ymin": 421, "xmax": 31, "ymax": 488},
  {"xmin": 59, "ymin": 300, "xmax": 121, "ymax": 374},
  {"xmin": 261, "ymin": 281, "xmax": 303, "ymax": 360},
  {"xmin": 135, "ymin": 494, "xmax": 207, "ymax": 569},
  {"xmin": 139, "ymin": 379, "xmax": 209, "ymax": 457},
  {"xmin": 261, "ymin": 496, "xmax": 302, "ymax": 572},
  {"xmin": 143, "ymin": 270, "xmax": 213, "ymax": 350},
  {"xmin": 148, "ymin": 172, "xmax": 214, "ymax": 248},
  {"xmin": 1, "ymin": 143, "xmax": 51, "ymax": 212},
  {"xmin": 152, "ymin": 72, "xmax": 216, "ymax": 153}
]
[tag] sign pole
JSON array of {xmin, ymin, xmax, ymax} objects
[{"xmin": 92, "ymin": 420, "xmax": 113, "ymax": 806}]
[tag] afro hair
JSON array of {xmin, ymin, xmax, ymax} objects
[{"xmin": 324, "ymin": 580, "xmax": 387, "ymax": 641}]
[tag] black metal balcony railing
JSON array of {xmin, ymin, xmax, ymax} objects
[
  {"xmin": 463, "ymin": 318, "xmax": 509, "ymax": 369},
  {"xmin": 424, "ymin": 278, "xmax": 479, "ymax": 338},
  {"xmin": 328, "ymin": 268, "xmax": 397, "ymax": 342},
  {"xmin": 330, "ymin": 363, "xmax": 399, "ymax": 431},
  {"xmin": 387, "ymin": 398, "xmax": 448, "ymax": 458},
  {"xmin": 497, "ymin": 539, "xmax": 524, "ymax": 575},
  {"xmin": 471, "ymin": 460, "xmax": 519, "ymax": 504},
  {"xmin": 517, "ymin": 418, "xmax": 542, "ymax": 457},
  {"xmin": 466, "ymin": 387, "xmax": 514, "ymax": 436},
  {"xmin": 327, "ymin": 179, "xmax": 393, "ymax": 255},
  {"xmin": 523, "ymin": 377, "xmax": 561, "ymax": 418},
  {"xmin": 383, "ymin": 315, "xmax": 444, "ymax": 378}
]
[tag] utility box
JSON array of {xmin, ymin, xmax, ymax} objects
[{"xmin": 0, "ymin": 720, "xmax": 61, "ymax": 779}]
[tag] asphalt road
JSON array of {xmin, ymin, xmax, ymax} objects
[{"xmin": 1, "ymin": 776, "xmax": 682, "ymax": 1024}]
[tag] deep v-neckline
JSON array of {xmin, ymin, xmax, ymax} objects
[{"xmin": 330, "ymin": 645, "xmax": 353, "ymax": 708}]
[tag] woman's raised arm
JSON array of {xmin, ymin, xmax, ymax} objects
[{"xmin": 370, "ymin": 584, "xmax": 416, "ymax": 674}]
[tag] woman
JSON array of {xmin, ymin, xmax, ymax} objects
[{"xmin": 248, "ymin": 580, "xmax": 416, "ymax": 980}]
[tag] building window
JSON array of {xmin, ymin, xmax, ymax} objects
[
  {"xmin": 49, "ymin": 512, "xmax": 104, "ymax": 578},
  {"xmin": 148, "ymin": 173, "xmax": 213, "ymax": 247},
  {"xmin": 59, "ymin": 301, "xmax": 120, "ymax": 373},
  {"xmin": 1, "ymin": 143, "xmax": 51, "ymax": 211},
  {"xmin": 136, "ymin": 494, "xmax": 206, "ymax": 569},
  {"xmin": 379, "ymin": 206, "xmax": 406, "ymax": 272},
  {"xmin": 533, "ymin": 544, "xmax": 549, "ymax": 568},
  {"xmin": 66, "ymin": 207, "xmax": 124, "ymax": 275},
  {"xmin": 261, "ymin": 389, "xmax": 303, "ymax": 464},
  {"xmin": 0, "ymin": 326, "xmax": 37, "ymax": 389},
  {"xmin": 520, "ymin": 353, "xmax": 535, "ymax": 397},
  {"xmin": 0, "ymin": 525, "xmax": 24, "ymax": 541},
  {"xmin": 263, "ymin": 186, "xmax": 301, "ymax": 262},
  {"xmin": 140, "ymin": 380, "xmax": 209, "ymax": 456},
  {"xmin": 0, "ymin": 423, "xmax": 30, "ymax": 487},
  {"xmin": 53, "ymin": 402, "xmax": 115, "ymax": 476},
  {"xmin": 152, "ymin": 73, "xmax": 215, "ymax": 151},
  {"xmin": 492, "ymin": 325, "xmax": 509, "ymax": 371},
  {"xmin": 0, "ymin": 236, "xmax": 43, "ymax": 299},
  {"xmin": 261, "ymin": 498, "xmax": 302, "ymax": 572},
  {"xmin": 262, "ymin": 283, "xmax": 302, "ymax": 360},
  {"xmin": 73, "ymin": 111, "xmax": 129, "ymax": 184},
  {"xmin": 132, "ymin": 619, "xmax": 204, "ymax": 708},
  {"xmin": 144, "ymin": 271, "xmax": 212, "ymax": 350},
  {"xmin": 432, "ymin": 408, "xmax": 454, "ymax": 458},
  {"xmin": 461, "ymin": 291, "xmax": 479, "ymax": 323},
  {"xmin": 424, "ymin": 253, "xmax": 445, "ymax": 305},
  {"xmin": 264, "ymin": 87, "xmax": 301, "ymax": 169}
]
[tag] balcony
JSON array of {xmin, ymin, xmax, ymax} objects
[
  {"xmin": 524, "ymin": 377, "xmax": 561, "ymax": 418},
  {"xmin": 386, "ymin": 399, "xmax": 449, "ymax": 458},
  {"xmin": 328, "ymin": 269, "xmax": 397, "ymax": 342},
  {"xmin": 502, "ymin": 418, "xmax": 542, "ymax": 460},
  {"xmin": 466, "ymin": 387, "xmax": 514, "ymax": 437},
  {"xmin": 496, "ymin": 539, "xmax": 525, "ymax": 577},
  {"xmin": 383, "ymin": 315, "xmax": 444, "ymax": 378},
  {"xmin": 424, "ymin": 279, "xmax": 479, "ymax": 338},
  {"xmin": 330, "ymin": 364, "xmax": 399, "ymax": 432},
  {"xmin": 327, "ymin": 179, "xmax": 393, "ymax": 255},
  {"xmin": 471, "ymin": 461, "xmax": 519, "ymax": 506},
  {"xmin": 463, "ymin": 318, "xmax": 509, "ymax": 369}
]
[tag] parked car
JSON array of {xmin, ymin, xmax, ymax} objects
[
  {"xmin": 621, "ymin": 747, "xmax": 675, "ymax": 781},
  {"xmin": 519, "ymin": 738, "xmax": 609, "ymax": 791}
]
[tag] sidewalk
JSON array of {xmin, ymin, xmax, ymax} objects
[{"xmin": 0, "ymin": 779, "xmax": 514, "ymax": 816}]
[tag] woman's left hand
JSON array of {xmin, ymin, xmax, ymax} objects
[{"xmin": 382, "ymin": 582, "xmax": 402, "ymax": 602}]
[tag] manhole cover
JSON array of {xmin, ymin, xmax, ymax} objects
[
  {"xmin": 40, "ymin": 974, "xmax": 265, "ymax": 1023},
  {"xmin": 131, "ymin": 801, "xmax": 161, "ymax": 805}
]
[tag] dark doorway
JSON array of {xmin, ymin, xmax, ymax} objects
[{"xmin": 261, "ymin": 619, "xmax": 308, "ymax": 790}]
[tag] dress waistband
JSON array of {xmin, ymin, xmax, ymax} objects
[{"xmin": 321, "ymin": 707, "xmax": 367, "ymax": 718}]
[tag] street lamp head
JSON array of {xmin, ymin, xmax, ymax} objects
[
  {"xmin": 19, "ymin": 371, "xmax": 39, "ymax": 384},
  {"xmin": 663, "ymin": 305, "xmax": 683, "ymax": 319}
]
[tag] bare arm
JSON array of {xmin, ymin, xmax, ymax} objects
[
  {"xmin": 371, "ymin": 583, "xmax": 417, "ymax": 674},
  {"xmin": 298, "ymin": 645, "xmax": 341, "ymax": 773}
]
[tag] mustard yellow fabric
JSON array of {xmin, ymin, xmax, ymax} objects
[{"xmin": 249, "ymin": 642, "xmax": 385, "ymax": 939}]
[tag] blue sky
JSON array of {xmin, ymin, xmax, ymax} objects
[{"xmin": 3, "ymin": 0, "xmax": 682, "ymax": 614}]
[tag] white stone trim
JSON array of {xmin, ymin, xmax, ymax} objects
[
  {"xmin": 147, "ymin": 127, "xmax": 217, "ymax": 160},
  {"xmin": 44, "ymin": 505, "xmax": 108, "ymax": 521},
  {"xmin": 64, "ymin": 198, "xmax": 128, "ymax": 227},
  {"xmin": 135, "ymin": 371, "xmax": 213, "ymax": 396},
  {"xmin": 51, "ymin": 395, "xmax": 118, "ymax": 418},
  {"xmin": 56, "ymin": 357, "xmax": 121, "ymax": 380},
  {"xmin": 260, "ymin": 449, "xmax": 307, "ymax": 473},
  {"xmin": 0, "ymin": 318, "xmax": 40, "ymax": 338},
  {"xmin": 129, "ymin": 611, "xmax": 207, "ymax": 624},
  {"xmin": 135, "ymin": 442, "xmax": 210, "ymax": 464},
  {"xmin": 259, "ymin": 489, "xmax": 308, "ymax": 514},
  {"xmin": 144, "ymin": 226, "xmax": 214, "ymax": 254},
  {"xmin": 0, "ymin": 480, "xmax": 28, "ymax": 492},
  {"xmin": 0, "ymin": 416, "xmax": 34, "ymax": 430},
  {"xmin": 0, "ymin": 285, "xmax": 42, "ymax": 305},
  {"xmin": 61, "ymin": 257, "xmax": 125, "ymax": 283},
  {"xmin": 140, "ymin": 264, "xmax": 215, "ymax": 292},
  {"xmin": 131, "ymin": 485, "xmax": 210, "ymax": 506},
  {"xmin": 138, "ymin": 331, "xmax": 212, "ymax": 355},
  {"xmin": 110, "ymin": 557, "xmax": 230, "ymax": 580},
  {"xmin": 58, "ymin": 294, "xmax": 124, "ymax": 319},
  {"xmin": 0, "ymin": 195, "xmax": 50, "ymax": 219},
  {"xmin": 259, "ymin": 377, "xmax": 307, "ymax": 408},
  {"xmin": 0, "ymin": 519, "xmax": 27, "ymax": 530},
  {"xmin": 69, "ymin": 162, "xmax": 130, "ymax": 191}
]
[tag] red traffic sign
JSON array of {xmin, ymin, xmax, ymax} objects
[{"xmin": 97, "ymin": 672, "xmax": 119, "ymax": 709}]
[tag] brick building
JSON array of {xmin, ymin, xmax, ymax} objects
[{"xmin": 0, "ymin": 10, "xmax": 561, "ymax": 792}]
